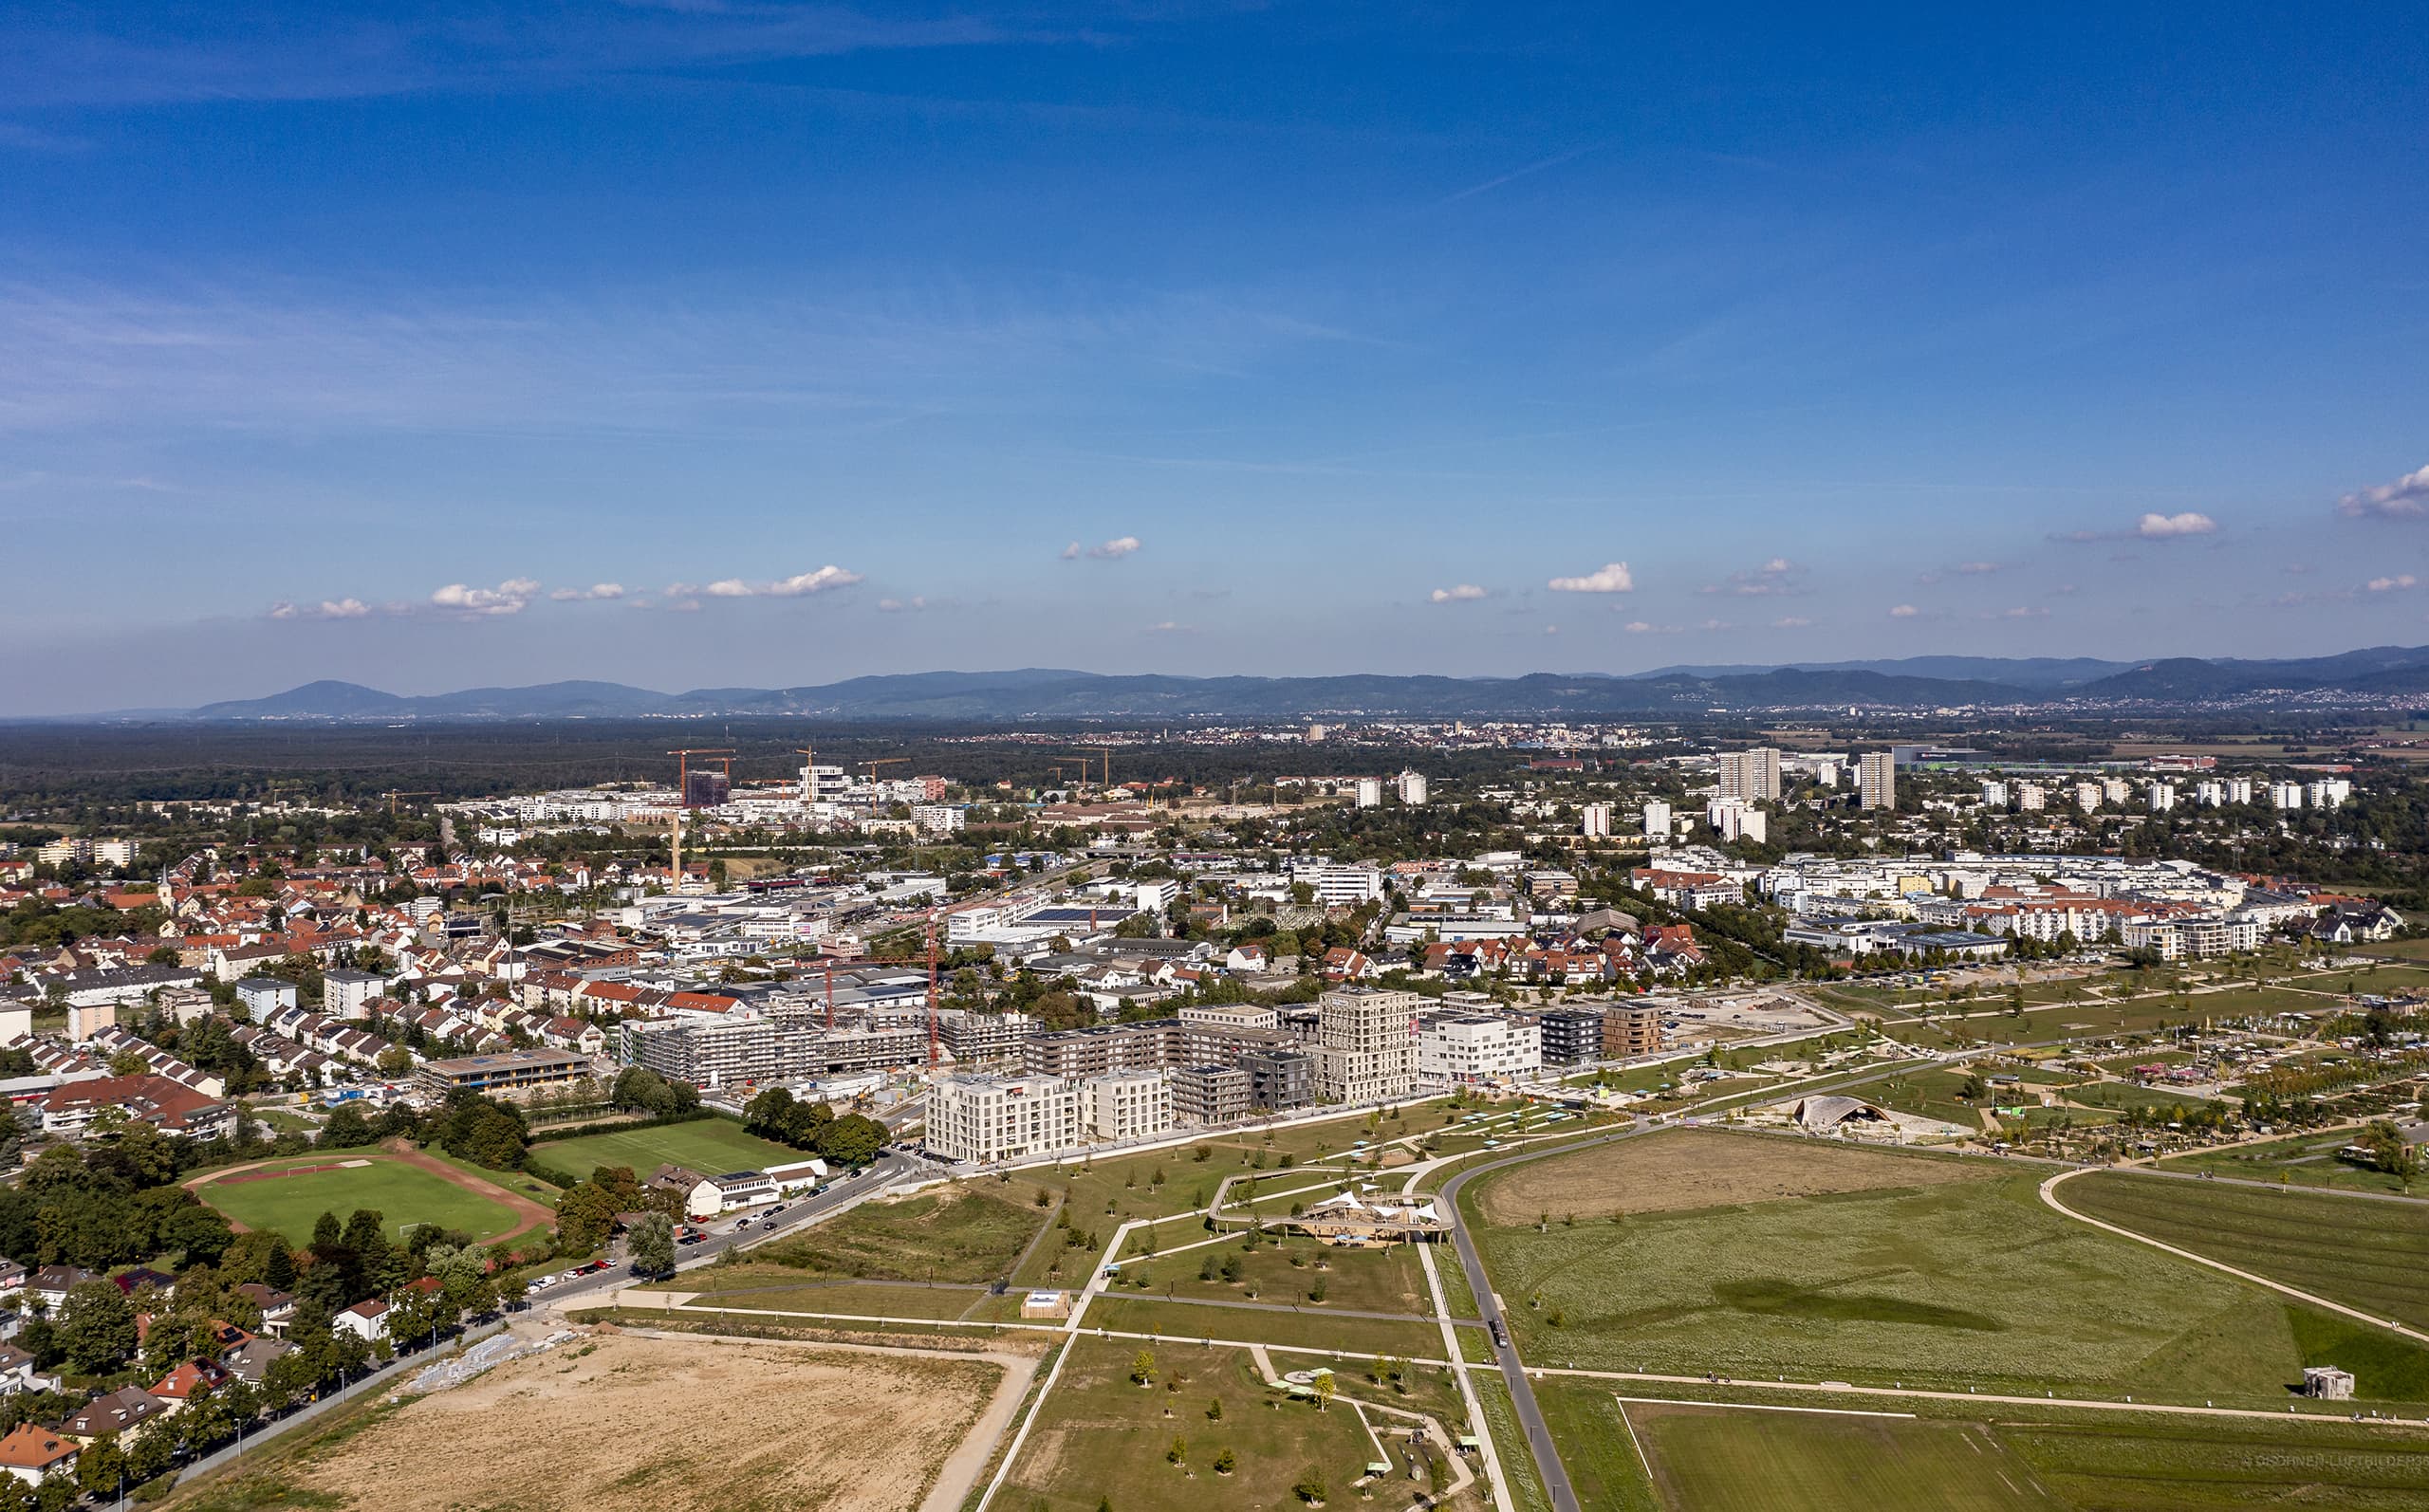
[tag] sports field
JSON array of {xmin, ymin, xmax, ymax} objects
[
  {"xmin": 190, "ymin": 1150, "xmax": 531, "ymax": 1245},
  {"xmin": 2059, "ymin": 1171, "xmax": 2429, "ymax": 1330},
  {"xmin": 529, "ymin": 1116, "xmax": 804, "ymax": 1180},
  {"xmin": 1467, "ymin": 1130, "xmax": 2390, "ymax": 1400}
]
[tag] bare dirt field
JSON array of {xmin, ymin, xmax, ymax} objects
[
  {"xmin": 286, "ymin": 1333, "xmax": 1006, "ymax": 1512},
  {"xmin": 1475, "ymin": 1128, "xmax": 1991, "ymax": 1226}
]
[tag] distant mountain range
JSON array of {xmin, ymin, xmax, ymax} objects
[{"xmin": 54, "ymin": 645, "xmax": 2429, "ymax": 722}]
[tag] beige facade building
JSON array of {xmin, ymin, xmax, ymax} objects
[{"xmin": 1313, "ymin": 987, "xmax": 1420, "ymax": 1103}]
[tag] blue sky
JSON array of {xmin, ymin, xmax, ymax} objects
[{"xmin": 3, "ymin": 2, "xmax": 2426, "ymax": 711}]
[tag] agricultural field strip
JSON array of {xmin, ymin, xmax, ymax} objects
[
  {"xmin": 2039, "ymin": 1167, "xmax": 2429, "ymax": 1345},
  {"xmin": 2131, "ymin": 1158, "xmax": 2429, "ymax": 1208},
  {"xmin": 1610, "ymin": 1395, "xmax": 1917, "ymax": 1419},
  {"xmin": 1550, "ymin": 1366, "xmax": 2429, "ymax": 1427}
]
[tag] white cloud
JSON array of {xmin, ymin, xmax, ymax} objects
[
  {"xmin": 2367, "ymin": 574, "xmax": 2419, "ymax": 593},
  {"xmin": 1085, "ymin": 536, "xmax": 1141, "ymax": 561},
  {"xmin": 548, "ymin": 582, "xmax": 625, "ymax": 602},
  {"xmin": 1060, "ymin": 541, "xmax": 1081, "ymax": 561},
  {"xmin": 1771, "ymin": 616, "xmax": 1812, "ymax": 629},
  {"xmin": 1702, "ymin": 557, "xmax": 1803, "ymax": 597},
  {"xmin": 1547, "ymin": 562, "xmax": 1633, "ymax": 594},
  {"xmin": 1145, "ymin": 619, "xmax": 1188, "ymax": 634},
  {"xmin": 681, "ymin": 565, "xmax": 863, "ymax": 599},
  {"xmin": 430, "ymin": 578, "xmax": 539, "ymax": 617},
  {"xmin": 2339, "ymin": 464, "xmax": 2429, "ymax": 520},
  {"xmin": 1992, "ymin": 605, "xmax": 2049, "ymax": 619},
  {"xmin": 1429, "ymin": 583, "xmax": 1487, "ymax": 603},
  {"xmin": 1888, "ymin": 604, "xmax": 1920, "ymax": 618},
  {"xmin": 878, "ymin": 596, "xmax": 928, "ymax": 613},
  {"xmin": 1697, "ymin": 618, "xmax": 1732, "ymax": 632},
  {"xmin": 2136, "ymin": 511, "xmax": 2217, "ymax": 539},
  {"xmin": 267, "ymin": 598, "xmax": 371, "ymax": 621}
]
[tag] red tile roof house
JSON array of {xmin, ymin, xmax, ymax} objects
[
  {"xmin": 0, "ymin": 1425, "xmax": 77, "ymax": 1485},
  {"xmin": 149, "ymin": 1357, "xmax": 232, "ymax": 1414},
  {"xmin": 336, "ymin": 1298, "xmax": 390, "ymax": 1343}
]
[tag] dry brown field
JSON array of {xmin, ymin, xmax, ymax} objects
[{"xmin": 274, "ymin": 1333, "xmax": 1004, "ymax": 1512}]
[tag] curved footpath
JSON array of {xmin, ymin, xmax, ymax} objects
[{"xmin": 2038, "ymin": 1167, "xmax": 2429, "ymax": 1346}]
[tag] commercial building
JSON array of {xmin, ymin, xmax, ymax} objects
[
  {"xmin": 1313, "ymin": 987, "xmax": 1419, "ymax": 1103},
  {"xmin": 1081, "ymin": 1068, "xmax": 1172, "ymax": 1142},
  {"xmin": 1290, "ymin": 863, "xmax": 1386, "ymax": 906},
  {"xmin": 1171, "ymin": 1063, "xmax": 1251, "ymax": 1125},
  {"xmin": 925, "ymin": 1074, "xmax": 1080, "ymax": 1164},
  {"xmin": 1857, "ymin": 752, "xmax": 1896, "ymax": 811},
  {"xmin": 416, "ymin": 1048, "xmax": 593, "ymax": 1099}
]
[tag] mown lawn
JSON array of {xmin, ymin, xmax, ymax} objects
[
  {"xmin": 2062, "ymin": 1172, "xmax": 2429, "ymax": 1331},
  {"xmin": 192, "ymin": 1152, "xmax": 520, "ymax": 1245},
  {"xmin": 1470, "ymin": 1140, "xmax": 2378, "ymax": 1402}
]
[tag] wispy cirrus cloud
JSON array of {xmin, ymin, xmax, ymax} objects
[
  {"xmin": 1064, "ymin": 536, "xmax": 1141, "ymax": 562},
  {"xmin": 878, "ymin": 596, "xmax": 928, "ymax": 613},
  {"xmin": 1429, "ymin": 583, "xmax": 1487, "ymax": 603},
  {"xmin": 0, "ymin": 8, "xmax": 1024, "ymax": 110},
  {"xmin": 2366, "ymin": 574, "xmax": 2419, "ymax": 593},
  {"xmin": 1918, "ymin": 561, "xmax": 1999, "ymax": 584},
  {"xmin": 2339, "ymin": 464, "xmax": 2429, "ymax": 520},
  {"xmin": 1547, "ymin": 562, "xmax": 1633, "ymax": 594},
  {"xmin": 548, "ymin": 582, "xmax": 625, "ymax": 602},
  {"xmin": 267, "ymin": 598, "xmax": 373, "ymax": 622}
]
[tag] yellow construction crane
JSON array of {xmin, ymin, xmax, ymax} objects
[
  {"xmin": 860, "ymin": 758, "xmax": 909, "ymax": 781},
  {"xmin": 381, "ymin": 790, "xmax": 437, "ymax": 816},
  {"xmin": 1067, "ymin": 747, "xmax": 1114, "ymax": 787}
]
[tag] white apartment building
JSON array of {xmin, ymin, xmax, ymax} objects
[
  {"xmin": 1397, "ymin": 769, "xmax": 1430, "ymax": 805},
  {"xmin": 2075, "ymin": 782, "xmax": 2104, "ymax": 813},
  {"xmin": 2146, "ymin": 783, "xmax": 2176, "ymax": 812},
  {"xmin": 1641, "ymin": 801, "xmax": 1672, "ymax": 839},
  {"xmin": 925, "ymin": 1074, "xmax": 1080, "ymax": 1164},
  {"xmin": 1979, "ymin": 781, "xmax": 2010, "ymax": 808},
  {"xmin": 2196, "ymin": 781, "xmax": 2226, "ymax": 807},
  {"xmin": 1082, "ymin": 1069, "xmax": 1172, "ymax": 1142},
  {"xmin": 911, "ymin": 804, "xmax": 966, "ymax": 835},
  {"xmin": 1292, "ymin": 863, "xmax": 1386, "ymax": 906},
  {"xmin": 2308, "ymin": 779, "xmax": 2352, "ymax": 810},
  {"xmin": 2016, "ymin": 782, "xmax": 2046, "ymax": 812},
  {"xmin": 2269, "ymin": 782, "xmax": 2305, "ymax": 810},
  {"xmin": 1418, "ymin": 1013, "xmax": 1541, "ymax": 1085},
  {"xmin": 1581, "ymin": 802, "xmax": 1614, "ymax": 839},
  {"xmin": 1355, "ymin": 777, "xmax": 1383, "ymax": 808},
  {"xmin": 1705, "ymin": 798, "xmax": 1768, "ymax": 843},
  {"xmin": 2227, "ymin": 778, "xmax": 2254, "ymax": 804},
  {"xmin": 2121, "ymin": 914, "xmax": 2263, "ymax": 961},
  {"xmin": 1314, "ymin": 987, "xmax": 1420, "ymax": 1103},
  {"xmin": 2101, "ymin": 777, "xmax": 2132, "ymax": 804}
]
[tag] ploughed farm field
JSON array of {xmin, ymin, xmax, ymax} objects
[{"xmin": 1467, "ymin": 1130, "xmax": 2429, "ymax": 1403}]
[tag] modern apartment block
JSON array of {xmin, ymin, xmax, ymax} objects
[
  {"xmin": 1024, "ymin": 1019, "xmax": 1181, "ymax": 1079},
  {"xmin": 1313, "ymin": 987, "xmax": 1420, "ymax": 1103},
  {"xmin": 1239, "ymin": 1047, "xmax": 1318, "ymax": 1111},
  {"xmin": 925, "ymin": 1074, "xmax": 1080, "ymax": 1164},
  {"xmin": 1082, "ymin": 1068, "xmax": 1173, "ymax": 1142},
  {"xmin": 1171, "ymin": 1063, "xmax": 1251, "ymax": 1124},
  {"xmin": 1417, "ymin": 1013, "xmax": 1541, "ymax": 1085}
]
